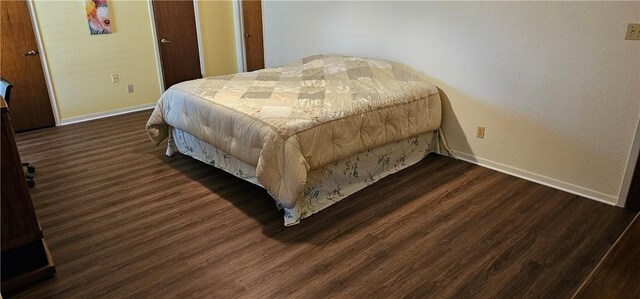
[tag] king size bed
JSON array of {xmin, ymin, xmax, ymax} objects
[{"xmin": 146, "ymin": 54, "xmax": 448, "ymax": 226}]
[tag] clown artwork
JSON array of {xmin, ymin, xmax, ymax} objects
[{"xmin": 86, "ymin": 0, "xmax": 111, "ymax": 35}]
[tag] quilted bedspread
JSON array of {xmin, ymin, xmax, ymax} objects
[{"xmin": 146, "ymin": 55, "xmax": 441, "ymax": 208}]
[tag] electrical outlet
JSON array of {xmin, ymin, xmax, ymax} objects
[
  {"xmin": 476, "ymin": 126, "xmax": 486, "ymax": 139},
  {"xmin": 626, "ymin": 23, "xmax": 640, "ymax": 40},
  {"xmin": 127, "ymin": 84, "xmax": 134, "ymax": 93},
  {"xmin": 111, "ymin": 73, "xmax": 119, "ymax": 83}
]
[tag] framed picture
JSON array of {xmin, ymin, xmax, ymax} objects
[{"xmin": 86, "ymin": 0, "xmax": 111, "ymax": 35}]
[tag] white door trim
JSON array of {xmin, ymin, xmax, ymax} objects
[
  {"xmin": 618, "ymin": 116, "xmax": 640, "ymax": 207},
  {"xmin": 26, "ymin": 0, "xmax": 61, "ymax": 126},
  {"xmin": 147, "ymin": 0, "xmax": 166, "ymax": 93},
  {"xmin": 234, "ymin": 0, "xmax": 246, "ymax": 72},
  {"xmin": 192, "ymin": 0, "xmax": 206, "ymax": 77}
]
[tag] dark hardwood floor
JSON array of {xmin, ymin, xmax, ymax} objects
[
  {"xmin": 575, "ymin": 213, "xmax": 640, "ymax": 299},
  {"xmin": 7, "ymin": 110, "xmax": 636, "ymax": 298}
]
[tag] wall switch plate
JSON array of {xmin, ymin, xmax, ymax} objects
[
  {"xmin": 111, "ymin": 73, "xmax": 119, "ymax": 83},
  {"xmin": 626, "ymin": 23, "xmax": 640, "ymax": 40},
  {"xmin": 127, "ymin": 84, "xmax": 134, "ymax": 93},
  {"xmin": 476, "ymin": 126, "xmax": 486, "ymax": 139}
]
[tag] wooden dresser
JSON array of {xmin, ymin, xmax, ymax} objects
[{"xmin": 1, "ymin": 98, "xmax": 55, "ymax": 292}]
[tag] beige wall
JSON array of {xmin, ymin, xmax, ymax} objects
[
  {"xmin": 262, "ymin": 1, "xmax": 640, "ymax": 204},
  {"xmin": 33, "ymin": 0, "xmax": 162, "ymax": 121},
  {"xmin": 32, "ymin": 0, "xmax": 237, "ymax": 122},
  {"xmin": 197, "ymin": 0, "xmax": 238, "ymax": 77}
]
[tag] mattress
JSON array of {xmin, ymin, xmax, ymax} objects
[
  {"xmin": 169, "ymin": 127, "xmax": 440, "ymax": 225},
  {"xmin": 146, "ymin": 54, "xmax": 442, "ymax": 210}
]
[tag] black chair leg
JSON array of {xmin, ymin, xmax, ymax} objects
[
  {"xmin": 22, "ymin": 163, "xmax": 35, "ymax": 187},
  {"xmin": 22, "ymin": 162, "xmax": 35, "ymax": 173}
]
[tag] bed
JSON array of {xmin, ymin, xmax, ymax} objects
[{"xmin": 146, "ymin": 54, "xmax": 448, "ymax": 225}]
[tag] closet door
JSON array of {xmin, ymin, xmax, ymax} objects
[
  {"xmin": 0, "ymin": 0, "xmax": 55, "ymax": 131},
  {"xmin": 152, "ymin": 0, "xmax": 202, "ymax": 89},
  {"xmin": 242, "ymin": 0, "xmax": 264, "ymax": 71}
]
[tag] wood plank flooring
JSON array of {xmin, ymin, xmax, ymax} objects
[
  {"xmin": 574, "ymin": 213, "xmax": 640, "ymax": 298},
  {"xmin": 7, "ymin": 110, "xmax": 636, "ymax": 298}
]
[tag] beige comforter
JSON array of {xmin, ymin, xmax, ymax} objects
[{"xmin": 146, "ymin": 55, "xmax": 441, "ymax": 208}]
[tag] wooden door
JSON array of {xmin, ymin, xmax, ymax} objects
[
  {"xmin": 152, "ymin": 0, "xmax": 202, "ymax": 89},
  {"xmin": 242, "ymin": 0, "xmax": 264, "ymax": 71},
  {"xmin": 0, "ymin": 0, "xmax": 56, "ymax": 132}
]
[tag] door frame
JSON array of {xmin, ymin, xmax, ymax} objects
[
  {"xmin": 23, "ymin": 0, "xmax": 61, "ymax": 126},
  {"xmin": 238, "ymin": 0, "xmax": 265, "ymax": 72},
  {"xmin": 148, "ymin": 0, "xmax": 205, "ymax": 93},
  {"xmin": 192, "ymin": 1, "xmax": 206, "ymax": 83},
  {"xmin": 232, "ymin": 0, "xmax": 246, "ymax": 73},
  {"xmin": 618, "ymin": 116, "xmax": 640, "ymax": 207}
]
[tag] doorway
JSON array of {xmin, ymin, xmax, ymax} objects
[
  {"xmin": 0, "ymin": 0, "xmax": 56, "ymax": 132},
  {"xmin": 241, "ymin": 0, "xmax": 264, "ymax": 72},
  {"xmin": 151, "ymin": 0, "xmax": 202, "ymax": 89}
]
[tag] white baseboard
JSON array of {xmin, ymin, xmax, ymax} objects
[
  {"xmin": 450, "ymin": 150, "xmax": 618, "ymax": 206},
  {"xmin": 59, "ymin": 103, "xmax": 156, "ymax": 126}
]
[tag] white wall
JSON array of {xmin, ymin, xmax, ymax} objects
[{"xmin": 262, "ymin": 1, "xmax": 640, "ymax": 204}]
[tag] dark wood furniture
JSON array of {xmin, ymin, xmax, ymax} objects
[
  {"xmin": 1, "ymin": 97, "xmax": 55, "ymax": 292},
  {"xmin": 2, "ymin": 78, "xmax": 37, "ymax": 188}
]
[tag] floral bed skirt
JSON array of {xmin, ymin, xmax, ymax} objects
[{"xmin": 168, "ymin": 128, "xmax": 440, "ymax": 226}]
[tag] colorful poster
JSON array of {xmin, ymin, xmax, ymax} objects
[{"xmin": 86, "ymin": 0, "xmax": 111, "ymax": 35}]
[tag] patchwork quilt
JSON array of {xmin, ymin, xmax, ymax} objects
[{"xmin": 146, "ymin": 54, "xmax": 441, "ymax": 208}]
